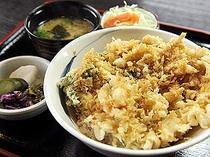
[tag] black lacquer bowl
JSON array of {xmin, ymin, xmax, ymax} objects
[{"xmin": 25, "ymin": 0, "xmax": 101, "ymax": 60}]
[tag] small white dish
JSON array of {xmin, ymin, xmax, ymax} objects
[
  {"xmin": 44, "ymin": 27, "xmax": 210, "ymax": 156},
  {"xmin": 0, "ymin": 56, "xmax": 49, "ymax": 120}
]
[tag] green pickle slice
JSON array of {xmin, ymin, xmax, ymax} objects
[{"xmin": 0, "ymin": 78, "xmax": 28, "ymax": 94}]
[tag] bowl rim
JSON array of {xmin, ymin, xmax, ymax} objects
[
  {"xmin": 44, "ymin": 26, "xmax": 210, "ymax": 155},
  {"xmin": 24, "ymin": 0, "xmax": 101, "ymax": 42},
  {"xmin": 0, "ymin": 55, "xmax": 49, "ymax": 114}
]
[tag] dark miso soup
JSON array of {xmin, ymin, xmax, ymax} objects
[{"xmin": 33, "ymin": 17, "xmax": 94, "ymax": 40}]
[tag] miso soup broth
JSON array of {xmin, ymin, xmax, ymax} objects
[{"xmin": 33, "ymin": 17, "xmax": 94, "ymax": 40}]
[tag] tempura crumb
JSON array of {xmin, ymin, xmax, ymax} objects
[{"xmin": 59, "ymin": 33, "xmax": 210, "ymax": 149}]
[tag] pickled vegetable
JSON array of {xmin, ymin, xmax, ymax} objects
[{"xmin": 0, "ymin": 78, "xmax": 28, "ymax": 94}]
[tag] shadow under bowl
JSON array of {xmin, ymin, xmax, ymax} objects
[{"xmin": 25, "ymin": 0, "xmax": 101, "ymax": 60}]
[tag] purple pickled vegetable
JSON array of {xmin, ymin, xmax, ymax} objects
[
  {"xmin": 0, "ymin": 93, "xmax": 16, "ymax": 103},
  {"xmin": 0, "ymin": 91, "xmax": 33, "ymax": 109}
]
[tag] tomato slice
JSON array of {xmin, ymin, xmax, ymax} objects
[{"xmin": 104, "ymin": 12, "xmax": 140, "ymax": 28}]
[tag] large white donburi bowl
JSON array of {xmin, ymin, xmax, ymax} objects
[{"xmin": 44, "ymin": 27, "xmax": 210, "ymax": 157}]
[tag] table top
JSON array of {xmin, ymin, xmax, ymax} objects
[{"xmin": 0, "ymin": 0, "xmax": 210, "ymax": 40}]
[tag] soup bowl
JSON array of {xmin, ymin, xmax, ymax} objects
[
  {"xmin": 25, "ymin": 0, "xmax": 101, "ymax": 60},
  {"xmin": 44, "ymin": 27, "xmax": 210, "ymax": 156}
]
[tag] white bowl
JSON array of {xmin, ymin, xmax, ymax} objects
[
  {"xmin": 44, "ymin": 27, "xmax": 210, "ymax": 156},
  {"xmin": 0, "ymin": 56, "xmax": 49, "ymax": 120}
]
